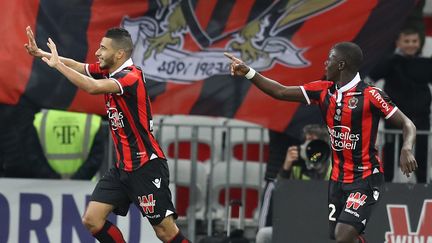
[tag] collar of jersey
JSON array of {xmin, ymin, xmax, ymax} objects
[
  {"xmin": 336, "ymin": 72, "xmax": 361, "ymax": 93},
  {"xmin": 335, "ymin": 72, "xmax": 360, "ymax": 103},
  {"xmin": 109, "ymin": 58, "xmax": 134, "ymax": 78}
]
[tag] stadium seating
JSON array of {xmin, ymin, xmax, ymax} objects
[
  {"xmin": 167, "ymin": 159, "xmax": 208, "ymax": 220},
  {"xmin": 223, "ymin": 119, "xmax": 269, "ymax": 163},
  {"xmin": 158, "ymin": 115, "xmax": 227, "ymax": 167},
  {"xmin": 155, "ymin": 115, "xmax": 269, "ymax": 234},
  {"xmin": 208, "ymin": 161, "xmax": 266, "ymax": 228}
]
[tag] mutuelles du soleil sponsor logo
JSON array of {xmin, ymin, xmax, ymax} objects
[{"xmin": 327, "ymin": 125, "xmax": 360, "ymax": 151}]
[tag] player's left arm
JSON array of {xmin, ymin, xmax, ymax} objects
[
  {"xmin": 41, "ymin": 38, "xmax": 120, "ymax": 94},
  {"xmin": 368, "ymin": 87, "xmax": 417, "ymax": 177},
  {"xmin": 386, "ymin": 110, "xmax": 418, "ymax": 176}
]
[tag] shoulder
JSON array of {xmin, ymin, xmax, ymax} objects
[
  {"xmin": 306, "ymin": 80, "xmax": 333, "ymax": 86},
  {"xmin": 114, "ymin": 66, "xmax": 141, "ymax": 80},
  {"xmin": 364, "ymin": 84, "xmax": 384, "ymax": 96},
  {"xmin": 303, "ymin": 80, "xmax": 333, "ymax": 90}
]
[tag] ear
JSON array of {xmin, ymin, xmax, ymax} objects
[
  {"xmin": 116, "ymin": 49, "xmax": 125, "ymax": 59},
  {"xmin": 338, "ymin": 60, "xmax": 345, "ymax": 71}
]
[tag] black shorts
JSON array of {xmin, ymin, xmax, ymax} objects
[
  {"xmin": 328, "ymin": 173, "xmax": 384, "ymax": 238},
  {"xmin": 90, "ymin": 158, "xmax": 177, "ymax": 225}
]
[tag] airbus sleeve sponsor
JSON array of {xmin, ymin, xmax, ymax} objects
[
  {"xmin": 368, "ymin": 88, "xmax": 398, "ymax": 119},
  {"xmin": 368, "ymin": 89, "xmax": 391, "ymax": 112}
]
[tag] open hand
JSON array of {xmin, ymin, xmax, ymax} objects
[
  {"xmin": 224, "ymin": 52, "xmax": 251, "ymax": 76},
  {"xmin": 41, "ymin": 38, "xmax": 61, "ymax": 68},
  {"xmin": 399, "ymin": 148, "xmax": 418, "ymax": 177},
  {"xmin": 24, "ymin": 26, "xmax": 42, "ymax": 57}
]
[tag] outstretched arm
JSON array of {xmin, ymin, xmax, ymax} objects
[
  {"xmin": 224, "ymin": 52, "xmax": 306, "ymax": 102},
  {"xmin": 387, "ymin": 109, "xmax": 418, "ymax": 177},
  {"xmin": 24, "ymin": 26, "xmax": 87, "ymax": 75},
  {"xmin": 41, "ymin": 38, "xmax": 120, "ymax": 95}
]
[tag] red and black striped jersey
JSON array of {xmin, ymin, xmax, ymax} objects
[
  {"xmin": 301, "ymin": 73, "xmax": 397, "ymax": 183},
  {"xmin": 85, "ymin": 59, "xmax": 166, "ymax": 171}
]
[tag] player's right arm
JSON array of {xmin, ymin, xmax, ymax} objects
[
  {"xmin": 42, "ymin": 38, "xmax": 120, "ymax": 95},
  {"xmin": 24, "ymin": 26, "xmax": 86, "ymax": 75},
  {"xmin": 224, "ymin": 52, "xmax": 306, "ymax": 102}
]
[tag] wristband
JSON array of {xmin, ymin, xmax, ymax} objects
[{"xmin": 245, "ymin": 67, "xmax": 256, "ymax": 79}]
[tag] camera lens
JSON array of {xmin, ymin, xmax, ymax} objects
[{"xmin": 300, "ymin": 139, "xmax": 330, "ymax": 169}]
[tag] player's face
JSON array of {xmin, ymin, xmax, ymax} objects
[
  {"xmin": 95, "ymin": 37, "xmax": 117, "ymax": 69},
  {"xmin": 396, "ymin": 33, "xmax": 420, "ymax": 56},
  {"xmin": 324, "ymin": 48, "xmax": 342, "ymax": 81}
]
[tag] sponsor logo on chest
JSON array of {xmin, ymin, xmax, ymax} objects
[{"xmin": 327, "ymin": 125, "xmax": 360, "ymax": 151}]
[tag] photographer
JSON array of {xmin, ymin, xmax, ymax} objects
[
  {"xmin": 256, "ymin": 124, "xmax": 330, "ymax": 243},
  {"xmin": 278, "ymin": 124, "xmax": 331, "ymax": 181}
]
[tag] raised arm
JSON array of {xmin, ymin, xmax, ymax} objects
[
  {"xmin": 387, "ymin": 109, "xmax": 418, "ymax": 177},
  {"xmin": 25, "ymin": 26, "xmax": 87, "ymax": 75},
  {"xmin": 224, "ymin": 52, "xmax": 306, "ymax": 102},
  {"xmin": 41, "ymin": 38, "xmax": 120, "ymax": 95}
]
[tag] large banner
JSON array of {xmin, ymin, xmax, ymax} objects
[{"xmin": 2, "ymin": 0, "xmax": 415, "ymax": 132}]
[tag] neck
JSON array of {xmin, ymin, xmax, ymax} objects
[
  {"xmin": 335, "ymin": 72, "xmax": 356, "ymax": 87},
  {"xmin": 109, "ymin": 58, "xmax": 128, "ymax": 74}
]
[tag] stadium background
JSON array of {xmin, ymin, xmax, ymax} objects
[{"xmin": 1, "ymin": 0, "xmax": 432, "ymax": 242}]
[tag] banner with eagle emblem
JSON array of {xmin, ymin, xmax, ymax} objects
[{"xmin": 2, "ymin": 0, "xmax": 415, "ymax": 132}]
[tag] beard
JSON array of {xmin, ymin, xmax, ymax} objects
[{"xmin": 99, "ymin": 56, "xmax": 115, "ymax": 69}]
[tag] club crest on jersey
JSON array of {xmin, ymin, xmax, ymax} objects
[
  {"xmin": 121, "ymin": 0, "xmax": 343, "ymax": 83},
  {"xmin": 348, "ymin": 97, "xmax": 358, "ymax": 109}
]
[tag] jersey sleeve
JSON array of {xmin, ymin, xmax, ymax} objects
[
  {"xmin": 300, "ymin": 80, "xmax": 332, "ymax": 105},
  {"xmin": 366, "ymin": 87, "xmax": 398, "ymax": 119},
  {"xmin": 85, "ymin": 62, "xmax": 109, "ymax": 79},
  {"xmin": 110, "ymin": 69, "xmax": 141, "ymax": 95}
]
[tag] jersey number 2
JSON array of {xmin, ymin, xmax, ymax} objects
[{"xmin": 329, "ymin": 204, "xmax": 336, "ymax": 221}]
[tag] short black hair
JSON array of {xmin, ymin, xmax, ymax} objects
[
  {"xmin": 334, "ymin": 42, "xmax": 363, "ymax": 72},
  {"xmin": 105, "ymin": 28, "xmax": 133, "ymax": 57},
  {"xmin": 399, "ymin": 27, "xmax": 420, "ymax": 37}
]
